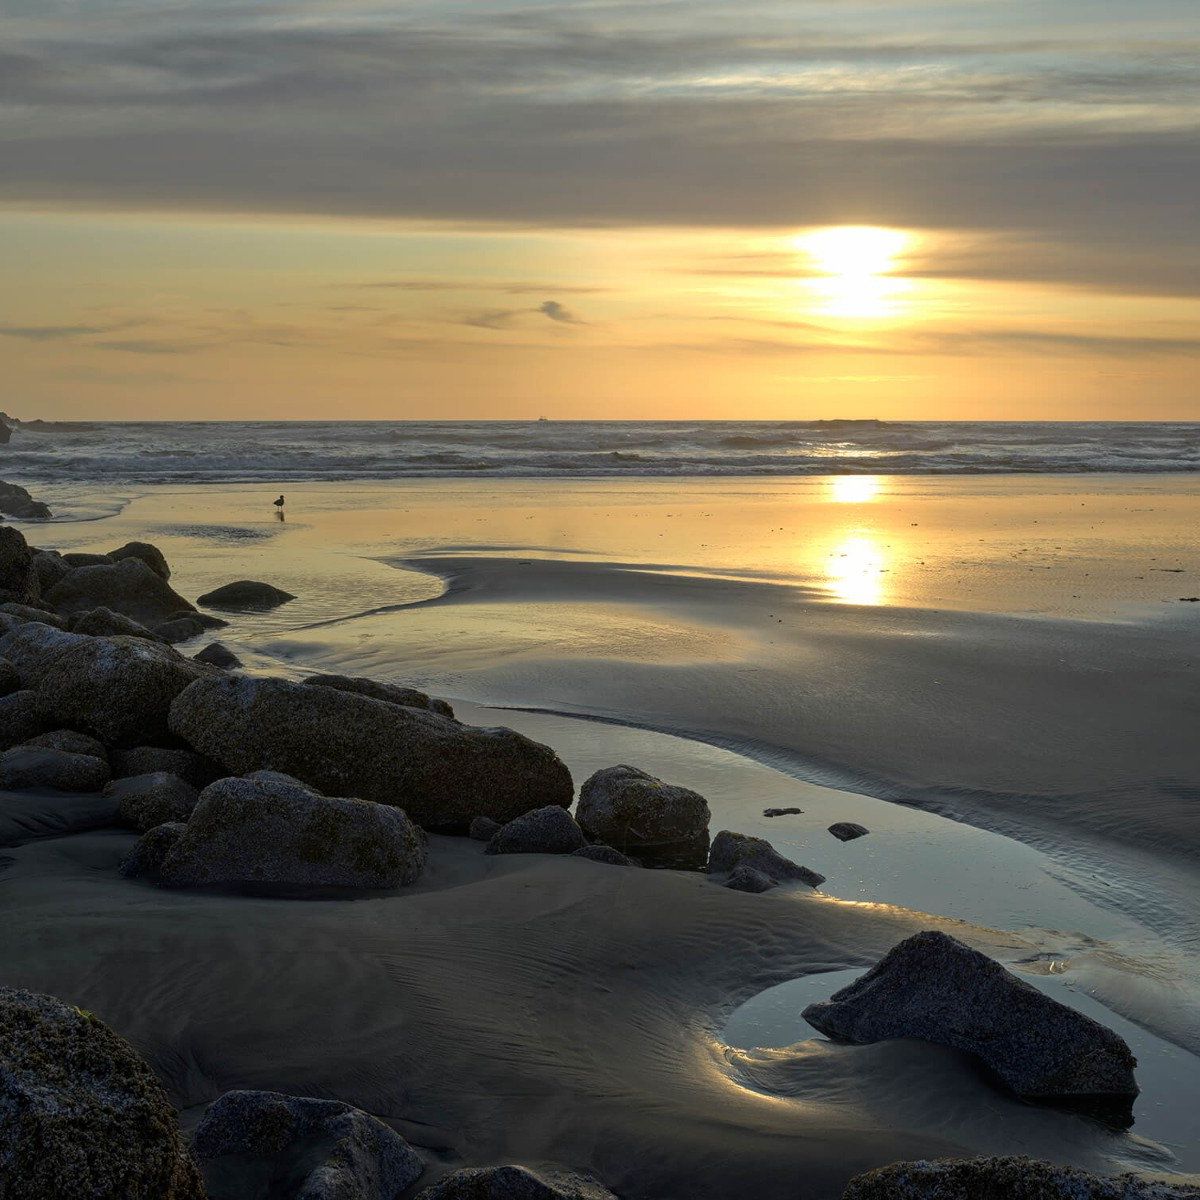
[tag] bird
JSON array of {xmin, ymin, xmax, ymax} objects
[{"xmin": 273, "ymin": 495, "xmax": 285, "ymax": 509}]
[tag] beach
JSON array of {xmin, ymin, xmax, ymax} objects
[{"xmin": 2, "ymin": 462, "xmax": 1199, "ymax": 1197}]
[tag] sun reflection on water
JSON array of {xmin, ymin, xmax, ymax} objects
[
  {"xmin": 828, "ymin": 475, "xmax": 882, "ymax": 504},
  {"xmin": 824, "ymin": 534, "xmax": 888, "ymax": 605}
]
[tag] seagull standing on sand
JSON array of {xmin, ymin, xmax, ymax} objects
[{"xmin": 273, "ymin": 495, "xmax": 285, "ymax": 509}]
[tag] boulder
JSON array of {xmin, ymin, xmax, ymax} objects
[
  {"xmin": 156, "ymin": 613, "xmax": 227, "ymax": 644},
  {"xmin": 576, "ymin": 765, "xmax": 710, "ymax": 869},
  {"xmin": 156, "ymin": 771, "xmax": 428, "ymax": 891},
  {"xmin": 0, "ymin": 690, "xmax": 53, "ymax": 750},
  {"xmin": 0, "ymin": 987, "xmax": 205, "ymax": 1199},
  {"xmin": 193, "ymin": 641, "xmax": 242, "ymax": 669},
  {"xmin": 724, "ymin": 864, "xmax": 776, "ymax": 893},
  {"xmin": 470, "ymin": 816, "xmax": 502, "ymax": 842},
  {"xmin": 121, "ymin": 821, "xmax": 187, "ymax": 879},
  {"xmin": 32, "ymin": 549, "xmax": 71, "ymax": 592},
  {"xmin": 193, "ymin": 1089, "xmax": 424, "ymax": 1200},
  {"xmin": 169, "ymin": 674, "xmax": 574, "ymax": 831},
  {"xmin": 24, "ymin": 728, "xmax": 108, "ymax": 761},
  {"xmin": 115, "ymin": 744, "xmax": 222, "ymax": 788},
  {"xmin": 70, "ymin": 606, "xmax": 164, "ymax": 641},
  {"xmin": 197, "ymin": 579, "xmax": 296, "ymax": 611},
  {"xmin": 763, "ymin": 806, "xmax": 803, "ymax": 817},
  {"xmin": 44, "ymin": 556, "xmax": 203, "ymax": 628},
  {"xmin": 0, "ymin": 526, "xmax": 38, "ymax": 605},
  {"xmin": 802, "ymin": 930, "xmax": 1139, "ymax": 1123},
  {"xmin": 571, "ymin": 844, "xmax": 635, "ymax": 867},
  {"xmin": 0, "ymin": 657, "xmax": 18, "ymax": 697},
  {"xmin": 708, "ymin": 830, "xmax": 825, "ymax": 888},
  {"xmin": 0, "ymin": 620, "xmax": 89, "ymax": 684},
  {"xmin": 1, "ymin": 601, "xmax": 64, "ymax": 627},
  {"xmin": 108, "ymin": 772, "xmax": 199, "ymax": 831},
  {"xmin": 0, "ymin": 746, "xmax": 111, "ymax": 792},
  {"xmin": 62, "ymin": 551, "xmax": 114, "ymax": 568},
  {"xmin": 35, "ymin": 635, "xmax": 212, "ymax": 746},
  {"xmin": 108, "ymin": 540, "xmax": 170, "ymax": 580},
  {"xmin": 486, "ymin": 805, "xmax": 586, "ymax": 855},
  {"xmin": 417, "ymin": 1165, "xmax": 618, "ymax": 1200},
  {"xmin": 841, "ymin": 1157, "xmax": 1200, "ymax": 1200},
  {"xmin": 0, "ymin": 480, "xmax": 51, "ymax": 519},
  {"xmin": 829, "ymin": 821, "xmax": 869, "ymax": 842},
  {"xmin": 304, "ymin": 672, "xmax": 454, "ymax": 718}
]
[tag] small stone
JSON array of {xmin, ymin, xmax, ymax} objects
[
  {"xmin": 828, "ymin": 822, "xmax": 869, "ymax": 842},
  {"xmin": 763, "ymin": 807, "xmax": 803, "ymax": 817},
  {"xmin": 192, "ymin": 642, "xmax": 242, "ymax": 669},
  {"xmin": 486, "ymin": 805, "xmax": 586, "ymax": 855},
  {"xmin": 724, "ymin": 864, "xmax": 776, "ymax": 893}
]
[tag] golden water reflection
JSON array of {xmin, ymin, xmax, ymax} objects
[
  {"xmin": 824, "ymin": 533, "xmax": 888, "ymax": 605},
  {"xmin": 828, "ymin": 475, "xmax": 882, "ymax": 504}
]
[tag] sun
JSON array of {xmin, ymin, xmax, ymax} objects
[{"xmin": 797, "ymin": 226, "xmax": 913, "ymax": 318}]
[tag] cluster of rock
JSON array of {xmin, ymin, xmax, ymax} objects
[{"xmin": 0, "ymin": 479, "xmax": 52, "ymax": 519}]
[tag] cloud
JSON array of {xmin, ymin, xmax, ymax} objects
[
  {"xmin": 0, "ymin": 323, "xmax": 125, "ymax": 341},
  {"xmin": 459, "ymin": 300, "xmax": 586, "ymax": 329},
  {"xmin": 537, "ymin": 300, "xmax": 583, "ymax": 324}
]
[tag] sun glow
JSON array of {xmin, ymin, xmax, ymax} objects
[
  {"xmin": 828, "ymin": 475, "xmax": 882, "ymax": 504},
  {"xmin": 799, "ymin": 226, "xmax": 913, "ymax": 318},
  {"xmin": 824, "ymin": 534, "xmax": 889, "ymax": 605}
]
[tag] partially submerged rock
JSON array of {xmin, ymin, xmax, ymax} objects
[
  {"xmin": 724, "ymin": 864, "xmax": 776, "ymax": 893},
  {"xmin": 0, "ymin": 526, "xmax": 39, "ymax": 605},
  {"xmin": 193, "ymin": 1089, "xmax": 424, "ymax": 1200},
  {"xmin": 708, "ymin": 830, "xmax": 825, "ymax": 888},
  {"xmin": 0, "ymin": 745, "xmax": 110, "ymax": 792},
  {"xmin": 571, "ymin": 843, "xmax": 635, "ymax": 867},
  {"xmin": 120, "ymin": 821, "xmax": 186, "ymax": 880},
  {"xmin": 156, "ymin": 613, "xmax": 227, "ymax": 644},
  {"xmin": 763, "ymin": 806, "xmax": 803, "ymax": 817},
  {"xmin": 829, "ymin": 821, "xmax": 869, "ymax": 842},
  {"xmin": 841, "ymin": 1156, "xmax": 1200, "ymax": 1199},
  {"xmin": 35, "ymin": 635, "xmax": 212, "ymax": 745},
  {"xmin": 155, "ymin": 771, "xmax": 428, "ymax": 891},
  {"xmin": 418, "ymin": 1165, "xmax": 618, "ymax": 1200},
  {"xmin": 169, "ymin": 674, "xmax": 573, "ymax": 831},
  {"xmin": 576, "ymin": 764, "xmax": 710, "ymax": 868},
  {"xmin": 196, "ymin": 579, "xmax": 296, "ymax": 610},
  {"xmin": 0, "ymin": 480, "xmax": 51, "ymax": 520},
  {"xmin": 304, "ymin": 671, "xmax": 454, "ymax": 718},
  {"xmin": 0, "ymin": 986, "xmax": 206, "ymax": 1199},
  {"xmin": 803, "ymin": 930, "xmax": 1139, "ymax": 1124},
  {"xmin": 193, "ymin": 641, "xmax": 242, "ymax": 669},
  {"xmin": 486, "ymin": 805, "xmax": 586, "ymax": 855},
  {"xmin": 70, "ymin": 605, "xmax": 164, "ymax": 641},
  {"xmin": 108, "ymin": 772, "xmax": 200, "ymax": 832}
]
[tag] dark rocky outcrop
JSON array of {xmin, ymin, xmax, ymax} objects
[
  {"xmin": 108, "ymin": 772, "xmax": 200, "ymax": 832},
  {"xmin": 304, "ymin": 672, "xmax": 454, "ymax": 718},
  {"xmin": 156, "ymin": 613, "xmax": 227, "ymax": 644},
  {"xmin": 0, "ymin": 526, "xmax": 39, "ymax": 605},
  {"xmin": 0, "ymin": 657, "xmax": 18, "ymax": 697},
  {"xmin": 0, "ymin": 621, "xmax": 87, "ymax": 684},
  {"xmin": 708, "ymin": 830, "xmax": 825, "ymax": 888},
  {"xmin": 1, "ymin": 601, "xmax": 63, "ymax": 627},
  {"xmin": 803, "ymin": 930, "xmax": 1139, "ymax": 1124},
  {"xmin": 486, "ymin": 805, "xmax": 586, "ymax": 855},
  {"xmin": 35, "ymin": 635, "xmax": 213, "ymax": 746},
  {"xmin": 829, "ymin": 822, "xmax": 869, "ymax": 842},
  {"xmin": 571, "ymin": 843, "xmax": 635, "ymax": 867},
  {"xmin": 32, "ymin": 549, "xmax": 71, "ymax": 592},
  {"xmin": 69, "ymin": 606, "xmax": 164, "ymax": 641},
  {"xmin": 417, "ymin": 1165, "xmax": 618, "ymax": 1200},
  {"xmin": 0, "ymin": 745, "xmax": 110, "ymax": 791},
  {"xmin": 576, "ymin": 764, "xmax": 710, "ymax": 869},
  {"xmin": 24, "ymin": 727, "xmax": 109, "ymax": 760},
  {"xmin": 108, "ymin": 540, "xmax": 170, "ymax": 580},
  {"xmin": 724, "ymin": 864, "xmax": 776, "ymax": 893},
  {"xmin": 196, "ymin": 579, "xmax": 296, "ymax": 611},
  {"xmin": 0, "ymin": 480, "xmax": 51, "ymax": 519},
  {"xmin": 193, "ymin": 1089, "xmax": 425, "ymax": 1200},
  {"xmin": 155, "ymin": 771, "xmax": 428, "ymax": 891},
  {"xmin": 44, "ymin": 556, "xmax": 212, "ymax": 630},
  {"xmin": 470, "ymin": 815, "xmax": 502, "ymax": 842},
  {"xmin": 193, "ymin": 641, "xmax": 242, "ymax": 669},
  {"xmin": 169, "ymin": 674, "xmax": 573, "ymax": 831},
  {"xmin": 62, "ymin": 551, "xmax": 114, "ymax": 569},
  {"xmin": 0, "ymin": 690, "xmax": 53, "ymax": 750},
  {"xmin": 114, "ymin": 744, "xmax": 222, "ymax": 788},
  {"xmin": 0, "ymin": 986, "xmax": 206, "ymax": 1199},
  {"xmin": 120, "ymin": 821, "xmax": 186, "ymax": 879},
  {"xmin": 841, "ymin": 1156, "xmax": 1200, "ymax": 1199}
]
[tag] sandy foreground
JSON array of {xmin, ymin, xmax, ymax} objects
[{"xmin": 3, "ymin": 474, "xmax": 1199, "ymax": 1196}]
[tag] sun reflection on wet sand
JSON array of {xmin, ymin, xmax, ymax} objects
[
  {"xmin": 828, "ymin": 475, "xmax": 882, "ymax": 504},
  {"xmin": 824, "ymin": 533, "xmax": 888, "ymax": 605}
]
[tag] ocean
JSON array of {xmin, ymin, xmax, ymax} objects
[{"xmin": 2, "ymin": 420, "xmax": 1198, "ymax": 484}]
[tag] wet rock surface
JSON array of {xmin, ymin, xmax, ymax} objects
[
  {"xmin": 724, "ymin": 864, "xmax": 776, "ymax": 893},
  {"xmin": 829, "ymin": 822, "xmax": 870, "ymax": 842},
  {"xmin": 108, "ymin": 772, "xmax": 200, "ymax": 832},
  {"xmin": 708, "ymin": 830, "xmax": 825, "ymax": 888},
  {"xmin": 197, "ymin": 579, "xmax": 296, "ymax": 610},
  {"xmin": 304, "ymin": 672, "xmax": 455, "ymax": 718}
]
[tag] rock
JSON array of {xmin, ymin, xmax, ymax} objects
[
  {"xmin": 193, "ymin": 641, "xmax": 242, "ymax": 668},
  {"xmin": 571, "ymin": 843, "xmax": 635, "ymax": 867},
  {"xmin": 108, "ymin": 772, "xmax": 200, "ymax": 831},
  {"xmin": 196, "ymin": 579, "xmax": 296, "ymax": 611},
  {"xmin": 108, "ymin": 540, "xmax": 170, "ymax": 580},
  {"xmin": 169, "ymin": 674, "xmax": 574, "ymax": 831},
  {"xmin": 802, "ymin": 930, "xmax": 1139, "ymax": 1123},
  {"xmin": 0, "ymin": 620, "xmax": 88, "ymax": 683},
  {"xmin": 763, "ymin": 806, "xmax": 803, "ymax": 817},
  {"xmin": 417, "ymin": 1165, "xmax": 618, "ymax": 1200},
  {"xmin": 0, "ymin": 746, "xmax": 111, "ymax": 792},
  {"xmin": 115, "ymin": 744, "xmax": 222, "ymax": 788},
  {"xmin": 32, "ymin": 549, "xmax": 71, "ymax": 592},
  {"xmin": 0, "ymin": 657, "xmax": 18, "ymax": 697},
  {"xmin": 1, "ymin": 601, "xmax": 64, "ymax": 627},
  {"xmin": 708, "ymin": 830, "xmax": 825, "ymax": 888},
  {"xmin": 0, "ymin": 690, "xmax": 53, "ymax": 750},
  {"xmin": 62, "ymin": 551, "xmax": 113, "ymax": 568},
  {"xmin": 120, "ymin": 821, "xmax": 187, "ymax": 879},
  {"xmin": 156, "ymin": 771, "xmax": 428, "ymax": 891},
  {"xmin": 44, "ymin": 556, "xmax": 204, "ymax": 629},
  {"xmin": 0, "ymin": 986, "xmax": 206, "ymax": 1199},
  {"xmin": 24, "ymin": 727, "xmax": 109, "ymax": 760},
  {"xmin": 486, "ymin": 805, "xmax": 586, "ymax": 855},
  {"xmin": 35, "ymin": 635, "xmax": 213, "ymax": 746},
  {"xmin": 470, "ymin": 816, "xmax": 502, "ymax": 842},
  {"xmin": 829, "ymin": 821, "xmax": 869, "ymax": 841},
  {"xmin": 724, "ymin": 864, "xmax": 776, "ymax": 893},
  {"xmin": 192, "ymin": 1089, "xmax": 424, "ymax": 1200},
  {"xmin": 155, "ymin": 613, "xmax": 227, "ymax": 644},
  {"xmin": 0, "ymin": 526, "xmax": 39, "ymax": 605},
  {"xmin": 70, "ymin": 606, "xmax": 164, "ymax": 641},
  {"xmin": 841, "ymin": 1156, "xmax": 1200, "ymax": 1200},
  {"xmin": 0, "ymin": 421, "xmax": 8, "ymax": 445},
  {"xmin": 0, "ymin": 480, "xmax": 51, "ymax": 519},
  {"xmin": 304, "ymin": 672, "xmax": 454, "ymax": 718},
  {"xmin": 576, "ymin": 764, "xmax": 711, "ymax": 869}
]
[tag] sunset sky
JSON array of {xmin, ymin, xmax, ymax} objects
[{"xmin": 2, "ymin": 0, "xmax": 1197, "ymax": 420}]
